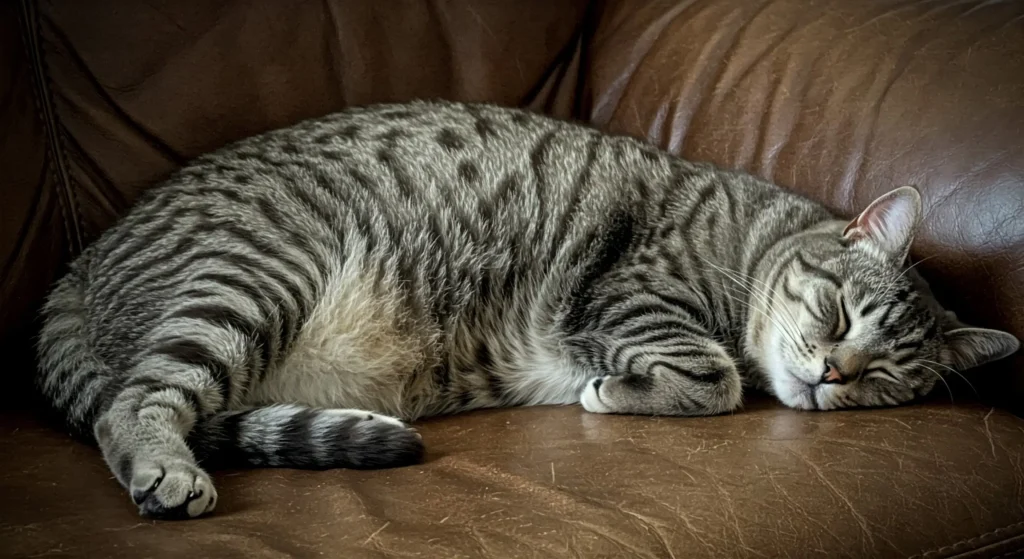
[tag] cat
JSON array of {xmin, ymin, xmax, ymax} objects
[{"xmin": 36, "ymin": 100, "xmax": 1019, "ymax": 520}]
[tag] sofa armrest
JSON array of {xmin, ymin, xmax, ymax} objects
[{"xmin": 583, "ymin": 0, "xmax": 1024, "ymax": 409}]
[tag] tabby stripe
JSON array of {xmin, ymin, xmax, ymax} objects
[
  {"xmin": 136, "ymin": 399, "xmax": 190, "ymax": 420},
  {"xmin": 466, "ymin": 104, "xmax": 498, "ymax": 142},
  {"xmin": 616, "ymin": 319, "xmax": 705, "ymax": 342},
  {"xmin": 95, "ymin": 195, "xmax": 183, "ymax": 266},
  {"xmin": 166, "ymin": 304, "xmax": 269, "ymax": 370},
  {"xmin": 656, "ymin": 347, "xmax": 715, "ymax": 360},
  {"xmin": 866, "ymin": 367, "xmax": 900, "ymax": 383},
  {"xmin": 173, "ymin": 287, "xmax": 221, "ymax": 300},
  {"xmin": 621, "ymin": 347, "xmax": 710, "ymax": 377},
  {"xmin": 476, "ymin": 343, "xmax": 505, "ymax": 402},
  {"xmin": 608, "ymin": 329, "xmax": 704, "ymax": 370},
  {"xmin": 635, "ymin": 178, "xmax": 652, "ymax": 203},
  {"xmin": 190, "ymin": 272, "xmax": 286, "ymax": 368},
  {"xmin": 375, "ymin": 148, "xmax": 417, "ymax": 201},
  {"xmin": 549, "ymin": 134, "xmax": 601, "ymax": 262},
  {"xmin": 199, "ymin": 186, "xmax": 245, "ymax": 203},
  {"xmin": 62, "ymin": 375, "xmax": 109, "ymax": 429},
  {"xmin": 760, "ymin": 243, "xmax": 803, "ymax": 312},
  {"xmin": 345, "ymin": 169, "xmax": 384, "ymax": 250},
  {"xmin": 437, "ymin": 128, "xmax": 466, "ymax": 151},
  {"xmin": 148, "ymin": 338, "xmax": 232, "ymax": 403},
  {"xmin": 493, "ymin": 172, "xmax": 521, "ymax": 216},
  {"xmin": 648, "ymin": 359, "xmax": 725, "ymax": 385},
  {"xmin": 283, "ymin": 175, "xmax": 345, "ymax": 242},
  {"xmin": 801, "ymin": 298, "xmax": 828, "ymax": 325},
  {"xmin": 893, "ymin": 340, "xmax": 920, "ymax": 353},
  {"xmin": 270, "ymin": 408, "xmax": 318, "ymax": 467},
  {"xmin": 669, "ymin": 391, "xmax": 702, "ymax": 415},
  {"xmin": 781, "ymin": 279, "xmax": 803, "ymax": 304},
  {"xmin": 98, "ymin": 204, "xmax": 198, "ymax": 280},
  {"xmin": 121, "ymin": 376, "xmax": 204, "ymax": 416},
  {"xmin": 795, "ymin": 253, "xmax": 841, "ymax": 288},
  {"xmin": 203, "ymin": 236, "xmax": 315, "ymax": 328},
  {"xmin": 676, "ymin": 180, "xmax": 716, "ymax": 239},
  {"xmin": 877, "ymin": 305, "xmax": 897, "ymax": 329},
  {"xmin": 299, "ymin": 169, "xmax": 374, "ymax": 255},
  {"xmin": 893, "ymin": 352, "xmax": 917, "ymax": 366},
  {"xmin": 743, "ymin": 204, "xmax": 797, "ymax": 281},
  {"xmin": 632, "ymin": 329, "xmax": 707, "ymax": 349},
  {"xmin": 719, "ymin": 177, "xmax": 740, "ymax": 229},
  {"xmin": 118, "ymin": 245, "xmax": 311, "ymax": 339},
  {"xmin": 618, "ymin": 374, "xmax": 656, "ymax": 391},
  {"xmin": 601, "ymin": 303, "xmax": 676, "ymax": 331},
  {"xmin": 529, "ymin": 130, "xmax": 559, "ymax": 234},
  {"xmin": 561, "ymin": 213, "xmax": 634, "ymax": 334}
]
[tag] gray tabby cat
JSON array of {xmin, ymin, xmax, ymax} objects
[{"xmin": 37, "ymin": 101, "xmax": 1019, "ymax": 520}]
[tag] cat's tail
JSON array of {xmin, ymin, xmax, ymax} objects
[{"xmin": 188, "ymin": 405, "xmax": 425, "ymax": 470}]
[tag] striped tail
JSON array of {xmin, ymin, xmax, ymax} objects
[{"xmin": 188, "ymin": 405, "xmax": 425, "ymax": 470}]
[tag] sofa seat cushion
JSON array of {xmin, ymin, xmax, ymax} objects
[{"xmin": 2, "ymin": 398, "xmax": 1023, "ymax": 558}]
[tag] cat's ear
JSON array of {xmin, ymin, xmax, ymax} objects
[
  {"xmin": 843, "ymin": 186, "xmax": 921, "ymax": 262},
  {"xmin": 943, "ymin": 327, "xmax": 1020, "ymax": 371}
]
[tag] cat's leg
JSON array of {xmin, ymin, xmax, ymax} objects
[
  {"xmin": 577, "ymin": 310, "xmax": 743, "ymax": 416},
  {"xmin": 95, "ymin": 365, "xmax": 220, "ymax": 519},
  {"xmin": 92, "ymin": 324, "xmax": 256, "ymax": 519}
]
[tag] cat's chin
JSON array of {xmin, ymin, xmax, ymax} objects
[{"xmin": 768, "ymin": 371, "xmax": 822, "ymax": 411}]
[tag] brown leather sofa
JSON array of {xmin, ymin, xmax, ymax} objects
[{"xmin": 3, "ymin": 1, "xmax": 1023, "ymax": 557}]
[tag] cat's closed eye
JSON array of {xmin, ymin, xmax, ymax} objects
[
  {"xmin": 833, "ymin": 294, "xmax": 850, "ymax": 341},
  {"xmin": 864, "ymin": 366, "xmax": 900, "ymax": 383}
]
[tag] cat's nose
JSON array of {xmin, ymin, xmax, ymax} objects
[{"xmin": 821, "ymin": 357, "xmax": 853, "ymax": 385}]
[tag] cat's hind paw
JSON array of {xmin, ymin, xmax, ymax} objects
[{"xmin": 129, "ymin": 457, "xmax": 217, "ymax": 520}]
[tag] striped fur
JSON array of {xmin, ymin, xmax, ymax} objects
[{"xmin": 36, "ymin": 101, "xmax": 1019, "ymax": 519}]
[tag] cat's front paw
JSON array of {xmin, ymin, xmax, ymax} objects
[
  {"xmin": 129, "ymin": 457, "xmax": 217, "ymax": 520},
  {"xmin": 580, "ymin": 376, "xmax": 614, "ymax": 413}
]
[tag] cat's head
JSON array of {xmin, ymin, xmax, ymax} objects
[{"xmin": 755, "ymin": 186, "xmax": 1019, "ymax": 410}]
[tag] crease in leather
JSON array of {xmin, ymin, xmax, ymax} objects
[
  {"xmin": 589, "ymin": 0, "xmax": 691, "ymax": 127},
  {"xmin": 519, "ymin": 7, "xmax": 587, "ymax": 116},
  {"xmin": 568, "ymin": 0, "xmax": 604, "ymax": 120},
  {"xmin": 18, "ymin": 0, "xmax": 82, "ymax": 254},
  {"xmin": 666, "ymin": 4, "xmax": 753, "ymax": 154},
  {"xmin": 46, "ymin": 20, "xmax": 188, "ymax": 172}
]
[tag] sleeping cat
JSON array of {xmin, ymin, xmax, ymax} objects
[{"xmin": 36, "ymin": 101, "xmax": 1019, "ymax": 520}]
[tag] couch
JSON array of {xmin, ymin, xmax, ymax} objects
[{"xmin": 3, "ymin": 1, "xmax": 1023, "ymax": 557}]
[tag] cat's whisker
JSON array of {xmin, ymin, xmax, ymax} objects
[
  {"xmin": 721, "ymin": 276, "xmax": 806, "ymax": 350},
  {"xmin": 697, "ymin": 257, "xmax": 805, "ymax": 343},
  {"xmin": 701, "ymin": 261, "xmax": 793, "ymax": 327},
  {"xmin": 879, "ymin": 255, "xmax": 938, "ymax": 301},
  {"xmin": 719, "ymin": 283, "xmax": 803, "ymax": 350},
  {"xmin": 715, "ymin": 274, "xmax": 802, "ymax": 343},
  {"xmin": 919, "ymin": 359, "xmax": 979, "ymax": 398},
  {"xmin": 917, "ymin": 363, "xmax": 955, "ymax": 404}
]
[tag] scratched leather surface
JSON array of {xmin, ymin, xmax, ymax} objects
[
  {"xmin": 3, "ymin": 1, "xmax": 1024, "ymax": 557},
  {"xmin": 2, "ymin": 398, "xmax": 1023, "ymax": 558}
]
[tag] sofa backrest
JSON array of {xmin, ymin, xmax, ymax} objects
[{"xmin": 3, "ymin": 0, "xmax": 1022, "ymax": 409}]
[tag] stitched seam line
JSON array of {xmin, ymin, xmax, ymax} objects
[
  {"xmin": 19, "ymin": 0, "xmax": 84, "ymax": 253},
  {"xmin": 909, "ymin": 520, "xmax": 1024, "ymax": 559}
]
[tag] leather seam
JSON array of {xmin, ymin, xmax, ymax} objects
[
  {"xmin": 909, "ymin": 520, "xmax": 1024, "ymax": 559},
  {"xmin": 18, "ymin": 0, "xmax": 84, "ymax": 254}
]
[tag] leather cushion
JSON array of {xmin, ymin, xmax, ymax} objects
[{"xmin": 2, "ymin": 398, "xmax": 1023, "ymax": 558}]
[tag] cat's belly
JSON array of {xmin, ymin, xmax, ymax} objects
[
  {"xmin": 241, "ymin": 259, "xmax": 594, "ymax": 418},
  {"xmin": 243, "ymin": 264, "xmax": 443, "ymax": 420}
]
